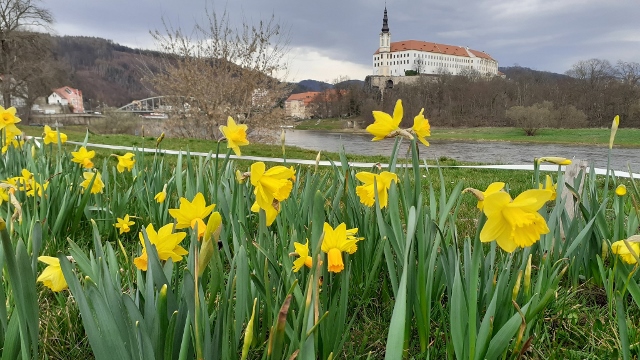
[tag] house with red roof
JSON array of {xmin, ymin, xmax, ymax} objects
[
  {"xmin": 285, "ymin": 91, "xmax": 321, "ymax": 119},
  {"xmin": 373, "ymin": 7, "xmax": 498, "ymax": 77},
  {"xmin": 47, "ymin": 86, "xmax": 84, "ymax": 113}
]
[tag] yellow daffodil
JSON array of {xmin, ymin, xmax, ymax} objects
[
  {"xmin": 134, "ymin": 223, "xmax": 188, "ymax": 271},
  {"xmin": 116, "ymin": 152, "xmax": 135, "ymax": 173},
  {"xmin": 2, "ymin": 126, "xmax": 23, "ymax": 153},
  {"xmin": 292, "ymin": 241, "xmax": 313, "ymax": 272},
  {"xmin": 43, "ymin": 125, "xmax": 67, "ymax": 145},
  {"xmin": 610, "ymin": 115, "xmax": 619, "ymax": 149},
  {"xmin": 367, "ymin": 99, "xmax": 403, "ymax": 141},
  {"xmin": 154, "ymin": 184, "xmax": 167, "ymax": 203},
  {"xmin": 37, "ymin": 256, "xmax": 68, "ymax": 292},
  {"xmin": 115, "ymin": 214, "xmax": 135, "ymax": 234},
  {"xmin": 538, "ymin": 175, "xmax": 557, "ymax": 201},
  {"xmin": 536, "ymin": 157, "xmax": 571, "ymax": 166},
  {"xmin": 26, "ymin": 181, "xmax": 48, "ymax": 197},
  {"xmin": 411, "ymin": 108, "xmax": 431, "ymax": 146},
  {"xmin": 476, "ymin": 182, "xmax": 505, "ymax": 210},
  {"xmin": 611, "ymin": 236, "xmax": 640, "ymax": 264},
  {"xmin": 220, "ymin": 116, "xmax": 249, "ymax": 156},
  {"xmin": 71, "ymin": 146, "xmax": 95, "ymax": 169},
  {"xmin": 0, "ymin": 106, "xmax": 21, "ymax": 134},
  {"xmin": 249, "ymin": 161, "xmax": 295, "ymax": 226},
  {"xmin": 321, "ymin": 222, "xmax": 358, "ymax": 273},
  {"xmin": 0, "ymin": 187, "xmax": 8, "ymax": 205},
  {"xmin": 168, "ymin": 192, "xmax": 215, "ymax": 238},
  {"xmin": 615, "ymin": 184, "xmax": 627, "ymax": 197},
  {"xmin": 5, "ymin": 169, "xmax": 47, "ymax": 197},
  {"xmin": 346, "ymin": 228, "xmax": 364, "ymax": 254},
  {"xmin": 480, "ymin": 189, "xmax": 552, "ymax": 253},
  {"xmin": 355, "ymin": 171, "xmax": 398, "ymax": 208},
  {"xmin": 80, "ymin": 171, "xmax": 105, "ymax": 194}
]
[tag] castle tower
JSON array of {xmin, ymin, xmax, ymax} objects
[{"xmin": 378, "ymin": 7, "xmax": 391, "ymax": 76}]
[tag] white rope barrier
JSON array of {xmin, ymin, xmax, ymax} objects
[{"xmin": 63, "ymin": 140, "xmax": 640, "ymax": 179}]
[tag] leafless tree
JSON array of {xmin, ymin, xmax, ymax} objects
[
  {"xmin": 0, "ymin": 0, "xmax": 53, "ymax": 108},
  {"xmin": 144, "ymin": 6, "xmax": 291, "ymax": 140}
]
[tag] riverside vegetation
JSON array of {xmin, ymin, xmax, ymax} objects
[{"xmin": 1, "ymin": 100, "xmax": 640, "ymax": 360}]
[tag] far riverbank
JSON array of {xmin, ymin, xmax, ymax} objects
[{"xmin": 294, "ymin": 119, "xmax": 640, "ymax": 148}]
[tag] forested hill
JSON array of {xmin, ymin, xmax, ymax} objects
[{"xmin": 51, "ymin": 36, "xmax": 159, "ymax": 107}]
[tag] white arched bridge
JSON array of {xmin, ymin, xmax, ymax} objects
[{"xmin": 118, "ymin": 96, "xmax": 186, "ymax": 118}]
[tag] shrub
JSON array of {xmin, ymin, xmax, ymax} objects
[{"xmin": 506, "ymin": 102, "xmax": 552, "ymax": 136}]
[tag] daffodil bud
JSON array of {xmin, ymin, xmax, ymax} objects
[
  {"xmin": 602, "ymin": 240, "xmax": 609, "ymax": 261},
  {"xmin": 315, "ymin": 151, "xmax": 321, "ymax": 172},
  {"xmin": 536, "ymin": 157, "xmax": 572, "ymax": 166},
  {"xmin": 31, "ymin": 145, "xmax": 36, "ymax": 158},
  {"xmin": 280, "ymin": 129, "xmax": 286, "ymax": 154},
  {"xmin": 241, "ymin": 298, "xmax": 258, "ymax": 360},
  {"xmin": 512, "ymin": 270, "xmax": 522, "ymax": 302},
  {"xmin": 524, "ymin": 254, "xmax": 532, "ymax": 297},
  {"xmin": 615, "ymin": 184, "xmax": 627, "ymax": 197},
  {"xmin": 609, "ymin": 115, "xmax": 619, "ymax": 149},
  {"xmin": 156, "ymin": 132, "xmax": 165, "ymax": 148}
]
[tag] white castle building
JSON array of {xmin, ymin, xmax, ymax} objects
[{"xmin": 372, "ymin": 7, "xmax": 499, "ymax": 77}]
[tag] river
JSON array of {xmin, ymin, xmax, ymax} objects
[{"xmin": 284, "ymin": 130, "xmax": 640, "ymax": 172}]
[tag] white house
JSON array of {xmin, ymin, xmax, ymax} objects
[
  {"xmin": 47, "ymin": 91, "xmax": 68, "ymax": 107},
  {"xmin": 47, "ymin": 86, "xmax": 84, "ymax": 113},
  {"xmin": 372, "ymin": 7, "xmax": 499, "ymax": 77}
]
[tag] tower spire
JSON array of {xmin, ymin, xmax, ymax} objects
[{"xmin": 381, "ymin": 6, "xmax": 389, "ymax": 33}]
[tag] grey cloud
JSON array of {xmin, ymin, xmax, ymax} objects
[{"xmin": 49, "ymin": 0, "xmax": 640, "ymax": 77}]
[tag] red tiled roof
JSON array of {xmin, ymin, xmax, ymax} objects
[
  {"xmin": 374, "ymin": 40, "xmax": 495, "ymax": 61},
  {"xmin": 467, "ymin": 49, "xmax": 493, "ymax": 60},
  {"xmin": 286, "ymin": 91, "xmax": 320, "ymax": 106},
  {"xmin": 53, "ymin": 86, "xmax": 82, "ymax": 100}
]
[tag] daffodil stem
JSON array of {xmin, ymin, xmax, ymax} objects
[
  {"xmin": 214, "ymin": 140, "xmax": 221, "ymax": 203},
  {"xmin": 604, "ymin": 149, "xmax": 612, "ymax": 197}
]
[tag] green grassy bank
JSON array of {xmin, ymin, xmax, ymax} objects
[{"xmin": 294, "ymin": 119, "xmax": 640, "ymax": 148}]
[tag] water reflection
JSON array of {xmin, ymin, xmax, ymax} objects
[{"xmin": 284, "ymin": 130, "xmax": 640, "ymax": 172}]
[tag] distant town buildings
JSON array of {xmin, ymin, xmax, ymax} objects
[
  {"xmin": 0, "ymin": 75, "xmax": 27, "ymax": 108},
  {"xmin": 284, "ymin": 89, "xmax": 348, "ymax": 119},
  {"xmin": 372, "ymin": 7, "xmax": 499, "ymax": 77},
  {"xmin": 48, "ymin": 86, "xmax": 84, "ymax": 113},
  {"xmin": 285, "ymin": 91, "xmax": 320, "ymax": 119}
]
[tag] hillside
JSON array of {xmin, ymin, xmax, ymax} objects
[
  {"xmin": 52, "ymin": 36, "xmax": 160, "ymax": 107},
  {"xmin": 499, "ymin": 66, "xmax": 569, "ymax": 81},
  {"xmin": 51, "ymin": 36, "xmax": 366, "ymax": 108}
]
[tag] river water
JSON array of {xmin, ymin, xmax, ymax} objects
[{"xmin": 284, "ymin": 130, "xmax": 640, "ymax": 172}]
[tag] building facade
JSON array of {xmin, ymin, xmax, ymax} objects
[
  {"xmin": 372, "ymin": 8, "xmax": 498, "ymax": 77},
  {"xmin": 48, "ymin": 86, "xmax": 84, "ymax": 113},
  {"xmin": 285, "ymin": 92, "xmax": 320, "ymax": 119}
]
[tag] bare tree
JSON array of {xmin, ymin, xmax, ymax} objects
[
  {"xmin": 144, "ymin": 6, "xmax": 291, "ymax": 140},
  {"xmin": 615, "ymin": 61, "xmax": 640, "ymax": 86},
  {"xmin": 412, "ymin": 59, "xmax": 424, "ymax": 74},
  {"xmin": 0, "ymin": 0, "xmax": 53, "ymax": 108}
]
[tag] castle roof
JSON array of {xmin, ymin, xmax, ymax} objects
[{"xmin": 374, "ymin": 40, "xmax": 495, "ymax": 61}]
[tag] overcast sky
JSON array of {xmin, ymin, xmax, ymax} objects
[{"xmin": 48, "ymin": 0, "xmax": 640, "ymax": 82}]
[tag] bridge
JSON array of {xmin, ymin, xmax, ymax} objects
[{"xmin": 117, "ymin": 96, "xmax": 187, "ymax": 118}]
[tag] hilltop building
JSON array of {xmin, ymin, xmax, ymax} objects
[{"xmin": 372, "ymin": 7, "xmax": 499, "ymax": 78}]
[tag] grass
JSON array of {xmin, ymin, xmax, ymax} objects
[{"xmin": 293, "ymin": 119, "xmax": 640, "ymax": 148}]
